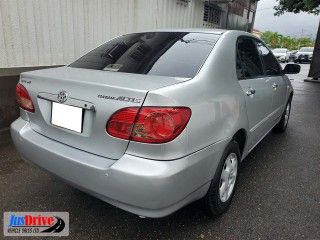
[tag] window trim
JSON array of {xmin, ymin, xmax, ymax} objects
[{"xmin": 236, "ymin": 36, "xmax": 266, "ymax": 81}]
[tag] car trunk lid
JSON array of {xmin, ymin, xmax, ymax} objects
[{"xmin": 20, "ymin": 66, "xmax": 188, "ymax": 159}]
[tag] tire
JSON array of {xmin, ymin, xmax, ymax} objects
[
  {"xmin": 273, "ymin": 100, "xmax": 291, "ymax": 133},
  {"xmin": 202, "ymin": 140, "xmax": 241, "ymax": 216}
]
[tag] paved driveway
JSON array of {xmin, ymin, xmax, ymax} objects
[{"xmin": 0, "ymin": 63, "xmax": 319, "ymax": 239}]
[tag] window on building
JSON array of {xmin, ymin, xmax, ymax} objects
[
  {"xmin": 243, "ymin": 8, "xmax": 249, "ymax": 18},
  {"xmin": 203, "ymin": 4, "xmax": 221, "ymax": 25},
  {"xmin": 249, "ymin": 11, "xmax": 254, "ymax": 23}
]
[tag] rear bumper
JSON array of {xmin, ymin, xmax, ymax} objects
[{"xmin": 11, "ymin": 118, "xmax": 228, "ymax": 218}]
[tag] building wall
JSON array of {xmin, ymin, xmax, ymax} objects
[
  {"xmin": 0, "ymin": 0, "xmax": 258, "ymax": 129},
  {"xmin": 227, "ymin": 0, "xmax": 258, "ymax": 32},
  {"xmin": 0, "ymin": 0, "xmax": 206, "ymax": 69}
]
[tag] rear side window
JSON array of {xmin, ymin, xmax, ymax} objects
[
  {"xmin": 69, "ymin": 32, "xmax": 220, "ymax": 78},
  {"xmin": 256, "ymin": 41, "xmax": 282, "ymax": 76},
  {"xmin": 237, "ymin": 38, "xmax": 264, "ymax": 79}
]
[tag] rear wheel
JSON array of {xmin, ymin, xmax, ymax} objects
[
  {"xmin": 273, "ymin": 100, "xmax": 291, "ymax": 133},
  {"xmin": 202, "ymin": 140, "xmax": 240, "ymax": 216}
]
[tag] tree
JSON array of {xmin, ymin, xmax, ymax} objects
[
  {"xmin": 261, "ymin": 31, "xmax": 275, "ymax": 46},
  {"xmin": 274, "ymin": 0, "xmax": 320, "ymax": 16},
  {"xmin": 260, "ymin": 30, "xmax": 314, "ymax": 49},
  {"xmin": 299, "ymin": 37, "xmax": 315, "ymax": 47},
  {"xmin": 291, "ymin": 38, "xmax": 299, "ymax": 50},
  {"xmin": 272, "ymin": 32, "xmax": 283, "ymax": 48},
  {"xmin": 281, "ymin": 36, "xmax": 290, "ymax": 48}
]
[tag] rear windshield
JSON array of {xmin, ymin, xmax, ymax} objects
[
  {"xmin": 300, "ymin": 47, "xmax": 314, "ymax": 52},
  {"xmin": 273, "ymin": 49, "xmax": 287, "ymax": 53},
  {"xmin": 69, "ymin": 32, "xmax": 220, "ymax": 78}
]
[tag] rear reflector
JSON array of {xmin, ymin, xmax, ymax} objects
[
  {"xmin": 16, "ymin": 83, "xmax": 35, "ymax": 113},
  {"xmin": 106, "ymin": 107, "xmax": 191, "ymax": 143}
]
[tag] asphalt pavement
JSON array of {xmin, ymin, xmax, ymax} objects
[{"xmin": 0, "ymin": 63, "xmax": 319, "ymax": 240}]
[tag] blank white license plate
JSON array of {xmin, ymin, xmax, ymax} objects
[{"xmin": 51, "ymin": 102, "xmax": 83, "ymax": 133}]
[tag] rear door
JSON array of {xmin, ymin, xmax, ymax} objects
[
  {"xmin": 255, "ymin": 40, "xmax": 288, "ymax": 124},
  {"xmin": 236, "ymin": 37, "xmax": 273, "ymax": 150}
]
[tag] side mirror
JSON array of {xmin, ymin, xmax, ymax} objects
[{"xmin": 283, "ymin": 64, "xmax": 301, "ymax": 74}]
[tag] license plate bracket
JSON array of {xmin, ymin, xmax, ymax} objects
[{"xmin": 51, "ymin": 102, "xmax": 83, "ymax": 133}]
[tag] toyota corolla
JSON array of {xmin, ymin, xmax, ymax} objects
[{"xmin": 11, "ymin": 29, "xmax": 300, "ymax": 218}]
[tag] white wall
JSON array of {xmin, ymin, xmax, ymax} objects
[{"xmin": 0, "ymin": 0, "xmax": 205, "ymax": 68}]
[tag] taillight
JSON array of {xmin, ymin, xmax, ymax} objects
[
  {"xmin": 106, "ymin": 107, "xmax": 191, "ymax": 143},
  {"xmin": 16, "ymin": 83, "xmax": 35, "ymax": 113},
  {"xmin": 106, "ymin": 108, "xmax": 139, "ymax": 140}
]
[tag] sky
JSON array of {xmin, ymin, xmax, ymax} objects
[{"xmin": 254, "ymin": 0, "xmax": 319, "ymax": 39}]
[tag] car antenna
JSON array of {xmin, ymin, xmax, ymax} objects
[{"xmin": 174, "ymin": 33, "xmax": 189, "ymax": 43}]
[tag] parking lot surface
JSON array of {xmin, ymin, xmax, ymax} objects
[{"xmin": 0, "ymin": 64, "xmax": 319, "ymax": 239}]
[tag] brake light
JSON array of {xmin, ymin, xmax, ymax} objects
[
  {"xmin": 16, "ymin": 83, "xmax": 35, "ymax": 113},
  {"xmin": 106, "ymin": 107, "xmax": 191, "ymax": 143},
  {"xmin": 106, "ymin": 108, "xmax": 139, "ymax": 140}
]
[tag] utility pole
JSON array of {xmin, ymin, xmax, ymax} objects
[{"xmin": 299, "ymin": 28, "xmax": 304, "ymax": 48}]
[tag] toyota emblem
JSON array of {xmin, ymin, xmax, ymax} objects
[{"xmin": 57, "ymin": 91, "xmax": 68, "ymax": 103}]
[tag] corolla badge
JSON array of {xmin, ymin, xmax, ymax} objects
[{"xmin": 57, "ymin": 91, "xmax": 68, "ymax": 103}]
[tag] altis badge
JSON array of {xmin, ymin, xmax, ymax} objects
[{"xmin": 98, "ymin": 95, "xmax": 141, "ymax": 103}]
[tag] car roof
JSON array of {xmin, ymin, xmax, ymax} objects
[
  {"xmin": 121, "ymin": 29, "xmax": 257, "ymax": 42},
  {"xmin": 128, "ymin": 28, "xmax": 237, "ymax": 35}
]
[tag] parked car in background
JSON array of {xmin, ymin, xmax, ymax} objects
[
  {"xmin": 272, "ymin": 48, "xmax": 290, "ymax": 63},
  {"xmin": 11, "ymin": 29, "xmax": 300, "ymax": 218},
  {"xmin": 294, "ymin": 47, "xmax": 314, "ymax": 63},
  {"xmin": 289, "ymin": 50, "xmax": 298, "ymax": 62}
]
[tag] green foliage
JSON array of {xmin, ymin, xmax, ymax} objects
[
  {"xmin": 274, "ymin": 0, "xmax": 320, "ymax": 15},
  {"xmin": 261, "ymin": 30, "xmax": 315, "ymax": 49}
]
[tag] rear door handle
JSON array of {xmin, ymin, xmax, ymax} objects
[
  {"xmin": 272, "ymin": 83, "xmax": 278, "ymax": 89},
  {"xmin": 246, "ymin": 88, "xmax": 256, "ymax": 96}
]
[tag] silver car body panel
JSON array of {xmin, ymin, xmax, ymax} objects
[
  {"xmin": 19, "ymin": 67, "xmax": 189, "ymax": 159},
  {"xmin": 11, "ymin": 29, "xmax": 293, "ymax": 217},
  {"xmin": 11, "ymin": 118, "xmax": 229, "ymax": 218}
]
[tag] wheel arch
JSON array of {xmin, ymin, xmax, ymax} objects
[
  {"xmin": 232, "ymin": 129, "xmax": 247, "ymax": 157},
  {"xmin": 289, "ymin": 91, "xmax": 293, "ymax": 101}
]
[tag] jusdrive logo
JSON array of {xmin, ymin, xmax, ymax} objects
[
  {"xmin": 3, "ymin": 212, "xmax": 69, "ymax": 236},
  {"xmin": 8, "ymin": 214, "xmax": 65, "ymax": 233}
]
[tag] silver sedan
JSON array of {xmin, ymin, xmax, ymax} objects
[{"xmin": 11, "ymin": 29, "xmax": 300, "ymax": 218}]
